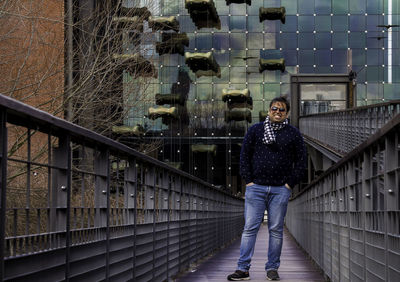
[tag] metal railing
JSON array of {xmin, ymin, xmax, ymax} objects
[
  {"xmin": 287, "ymin": 112, "xmax": 400, "ymax": 282},
  {"xmin": 299, "ymin": 100, "xmax": 400, "ymax": 156},
  {"xmin": 0, "ymin": 95, "xmax": 244, "ymax": 281}
]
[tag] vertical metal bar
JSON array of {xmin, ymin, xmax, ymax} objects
[
  {"xmin": 152, "ymin": 166, "xmax": 156, "ymax": 281},
  {"xmin": 65, "ymin": 135, "xmax": 72, "ymax": 281},
  {"xmin": 105, "ymin": 149, "xmax": 110, "ymax": 282},
  {"xmin": 47, "ymin": 135, "xmax": 52, "ymax": 233},
  {"xmin": 133, "ymin": 159, "xmax": 137, "ymax": 280},
  {"xmin": 26, "ymin": 129, "xmax": 31, "ymax": 236},
  {"xmin": 0, "ymin": 110, "xmax": 8, "ymax": 281}
]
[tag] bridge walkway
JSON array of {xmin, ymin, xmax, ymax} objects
[{"xmin": 176, "ymin": 222, "xmax": 326, "ymax": 282}]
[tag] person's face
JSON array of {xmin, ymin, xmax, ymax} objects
[{"xmin": 268, "ymin": 101, "xmax": 288, "ymax": 123}]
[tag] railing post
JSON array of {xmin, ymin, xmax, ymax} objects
[
  {"xmin": 94, "ymin": 148, "xmax": 109, "ymax": 280},
  {"xmin": 0, "ymin": 110, "xmax": 7, "ymax": 282},
  {"xmin": 50, "ymin": 138, "xmax": 69, "ymax": 233}
]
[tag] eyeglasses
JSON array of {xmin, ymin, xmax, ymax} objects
[{"xmin": 270, "ymin": 106, "xmax": 286, "ymax": 112}]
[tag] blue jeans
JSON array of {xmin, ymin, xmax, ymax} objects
[{"xmin": 237, "ymin": 184, "xmax": 291, "ymax": 272}]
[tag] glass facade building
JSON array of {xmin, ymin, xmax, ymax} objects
[{"xmin": 121, "ymin": 0, "xmax": 400, "ymax": 192}]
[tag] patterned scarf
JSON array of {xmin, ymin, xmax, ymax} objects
[{"xmin": 263, "ymin": 116, "xmax": 288, "ymax": 144}]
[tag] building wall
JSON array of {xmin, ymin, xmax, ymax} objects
[{"xmin": 125, "ymin": 0, "xmax": 400, "ymax": 190}]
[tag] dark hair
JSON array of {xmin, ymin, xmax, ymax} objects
[{"xmin": 269, "ymin": 96, "xmax": 290, "ymax": 112}]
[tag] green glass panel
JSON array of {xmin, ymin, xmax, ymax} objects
[
  {"xmin": 230, "ymin": 16, "xmax": 246, "ymax": 31},
  {"xmin": 315, "ymin": 0, "xmax": 332, "ymax": 14},
  {"xmin": 248, "ymin": 16, "xmax": 263, "ymax": 32},
  {"xmin": 383, "ymin": 83, "xmax": 400, "ymax": 99},
  {"xmin": 230, "ymin": 33, "xmax": 246, "ymax": 50},
  {"xmin": 349, "ymin": 15, "xmax": 366, "ymax": 31},
  {"xmin": 315, "ymin": 33, "xmax": 332, "ymax": 49},
  {"xmin": 279, "ymin": 33, "xmax": 297, "ymax": 49},
  {"xmin": 230, "ymin": 4, "xmax": 246, "ymax": 15},
  {"xmin": 248, "ymin": 33, "xmax": 264, "ymax": 50},
  {"xmin": 349, "ymin": 32, "xmax": 366, "ymax": 48},
  {"xmin": 367, "ymin": 49, "xmax": 383, "ymax": 65},
  {"xmin": 298, "ymin": 0, "xmax": 315, "ymax": 14},
  {"xmin": 230, "ymin": 67, "xmax": 247, "ymax": 83},
  {"xmin": 367, "ymin": 0, "xmax": 383, "ymax": 14},
  {"xmin": 332, "ymin": 15, "xmax": 348, "ymax": 31},
  {"xmin": 333, "ymin": 0, "xmax": 349, "ymax": 14},
  {"xmin": 298, "ymin": 50, "xmax": 314, "ymax": 65},
  {"xmin": 248, "ymin": 83, "xmax": 263, "ymax": 100},
  {"xmin": 263, "ymin": 83, "xmax": 281, "ymax": 100},
  {"xmin": 298, "ymin": 16, "xmax": 315, "ymax": 31},
  {"xmin": 352, "ymin": 49, "xmax": 366, "ymax": 65},
  {"xmin": 349, "ymin": 0, "xmax": 366, "ymax": 14},
  {"xmin": 366, "ymin": 83, "xmax": 384, "ymax": 99},
  {"xmin": 315, "ymin": 16, "xmax": 331, "ymax": 32},
  {"xmin": 298, "ymin": 33, "xmax": 314, "ymax": 49},
  {"xmin": 281, "ymin": 0, "xmax": 297, "ymax": 15},
  {"xmin": 281, "ymin": 16, "xmax": 298, "ymax": 32},
  {"xmin": 332, "ymin": 32, "xmax": 348, "ymax": 49}
]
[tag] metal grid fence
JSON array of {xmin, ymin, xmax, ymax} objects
[
  {"xmin": 299, "ymin": 100, "xmax": 400, "ymax": 156},
  {"xmin": 0, "ymin": 95, "xmax": 244, "ymax": 282},
  {"xmin": 287, "ymin": 113, "xmax": 400, "ymax": 282}
]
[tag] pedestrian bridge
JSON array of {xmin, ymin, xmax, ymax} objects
[{"xmin": 0, "ymin": 95, "xmax": 399, "ymax": 282}]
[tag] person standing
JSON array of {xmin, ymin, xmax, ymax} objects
[{"xmin": 227, "ymin": 96, "xmax": 307, "ymax": 281}]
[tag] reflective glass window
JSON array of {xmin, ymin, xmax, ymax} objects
[
  {"xmin": 248, "ymin": 33, "xmax": 264, "ymax": 50},
  {"xmin": 315, "ymin": 50, "xmax": 331, "ymax": 65},
  {"xmin": 332, "ymin": 49, "xmax": 348, "ymax": 65},
  {"xmin": 332, "ymin": 32, "xmax": 348, "ymax": 49},
  {"xmin": 298, "ymin": 0, "xmax": 315, "ymax": 14},
  {"xmin": 315, "ymin": 0, "xmax": 332, "ymax": 14},
  {"xmin": 299, "ymin": 33, "xmax": 314, "ymax": 49},
  {"xmin": 248, "ymin": 16, "xmax": 263, "ymax": 32},
  {"xmin": 230, "ymin": 16, "xmax": 246, "ymax": 31},
  {"xmin": 367, "ymin": 49, "xmax": 383, "ymax": 65},
  {"xmin": 367, "ymin": 0, "xmax": 383, "ymax": 14},
  {"xmin": 366, "ymin": 66, "xmax": 384, "ymax": 82},
  {"xmin": 352, "ymin": 49, "xmax": 366, "ymax": 65},
  {"xmin": 332, "ymin": 0, "xmax": 349, "ymax": 14},
  {"xmin": 281, "ymin": 16, "xmax": 298, "ymax": 32},
  {"xmin": 349, "ymin": 32, "xmax": 366, "ymax": 48},
  {"xmin": 349, "ymin": 15, "xmax": 366, "ymax": 31},
  {"xmin": 278, "ymin": 33, "xmax": 297, "ymax": 49},
  {"xmin": 315, "ymin": 33, "xmax": 332, "ymax": 49},
  {"xmin": 298, "ymin": 16, "xmax": 315, "ymax": 32},
  {"xmin": 264, "ymin": 33, "xmax": 278, "ymax": 49},
  {"xmin": 315, "ymin": 16, "xmax": 331, "ymax": 32},
  {"xmin": 332, "ymin": 15, "xmax": 349, "ymax": 31},
  {"xmin": 281, "ymin": 0, "xmax": 297, "ymax": 15},
  {"xmin": 367, "ymin": 15, "xmax": 383, "ymax": 32},
  {"xmin": 282, "ymin": 50, "xmax": 298, "ymax": 65},
  {"xmin": 350, "ymin": 0, "xmax": 366, "ymax": 14},
  {"xmin": 196, "ymin": 33, "xmax": 213, "ymax": 50},
  {"xmin": 298, "ymin": 50, "xmax": 314, "ymax": 65},
  {"xmin": 213, "ymin": 33, "xmax": 229, "ymax": 50},
  {"xmin": 230, "ymin": 33, "xmax": 246, "ymax": 50}
]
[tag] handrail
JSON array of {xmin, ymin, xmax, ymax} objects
[
  {"xmin": 0, "ymin": 94, "xmax": 244, "ymax": 281},
  {"xmin": 287, "ymin": 112, "xmax": 400, "ymax": 282},
  {"xmin": 299, "ymin": 100, "xmax": 400, "ymax": 155}
]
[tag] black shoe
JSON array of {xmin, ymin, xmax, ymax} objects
[
  {"xmin": 227, "ymin": 270, "xmax": 250, "ymax": 281},
  {"xmin": 266, "ymin": 269, "xmax": 280, "ymax": 281}
]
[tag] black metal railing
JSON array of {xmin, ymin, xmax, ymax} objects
[
  {"xmin": 299, "ymin": 100, "xmax": 400, "ymax": 156},
  {"xmin": 287, "ymin": 112, "xmax": 400, "ymax": 282},
  {"xmin": 0, "ymin": 95, "xmax": 244, "ymax": 281}
]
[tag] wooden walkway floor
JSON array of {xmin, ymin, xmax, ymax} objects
[{"xmin": 175, "ymin": 223, "xmax": 326, "ymax": 282}]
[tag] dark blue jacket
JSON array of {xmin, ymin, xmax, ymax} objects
[{"xmin": 240, "ymin": 122, "xmax": 307, "ymax": 188}]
